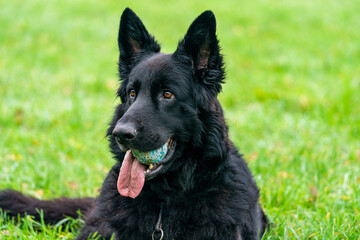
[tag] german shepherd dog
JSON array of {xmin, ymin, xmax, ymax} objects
[{"xmin": 0, "ymin": 8, "xmax": 268, "ymax": 240}]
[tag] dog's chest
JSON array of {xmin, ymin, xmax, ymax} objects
[{"xmin": 116, "ymin": 196, "xmax": 227, "ymax": 240}]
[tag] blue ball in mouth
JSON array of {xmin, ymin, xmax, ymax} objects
[{"xmin": 131, "ymin": 139, "xmax": 169, "ymax": 165}]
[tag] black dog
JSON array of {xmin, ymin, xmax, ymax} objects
[{"xmin": 0, "ymin": 8, "xmax": 268, "ymax": 239}]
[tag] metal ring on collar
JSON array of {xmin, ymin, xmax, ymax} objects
[{"xmin": 152, "ymin": 228, "xmax": 164, "ymax": 240}]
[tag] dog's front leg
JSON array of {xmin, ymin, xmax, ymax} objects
[{"xmin": 76, "ymin": 207, "xmax": 114, "ymax": 240}]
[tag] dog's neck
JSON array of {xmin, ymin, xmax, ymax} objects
[{"xmin": 197, "ymin": 98, "xmax": 230, "ymax": 162}]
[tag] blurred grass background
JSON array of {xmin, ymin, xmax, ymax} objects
[{"xmin": 0, "ymin": 0, "xmax": 359, "ymax": 239}]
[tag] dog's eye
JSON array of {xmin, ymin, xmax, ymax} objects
[
  {"xmin": 129, "ymin": 89, "xmax": 136, "ymax": 98},
  {"xmin": 163, "ymin": 91, "xmax": 174, "ymax": 99}
]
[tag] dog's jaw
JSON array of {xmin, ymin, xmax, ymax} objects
[
  {"xmin": 116, "ymin": 138, "xmax": 177, "ymax": 198},
  {"xmin": 143, "ymin": 138, "xmax": 176, "ymax": 180}
]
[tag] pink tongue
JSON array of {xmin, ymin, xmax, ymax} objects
[{"xmin": 117, "ymin": 150, "xmax": 145, "ymax": 198}]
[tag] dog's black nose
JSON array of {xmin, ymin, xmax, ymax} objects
[{"xmin": 113, "ymin": 124, "xmax": 138, "ymax": 143}]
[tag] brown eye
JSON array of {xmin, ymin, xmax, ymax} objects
[
  {"xmin": 129, "ymin": 89, "xmax": 136, "ymax": 97},
  {"xmin": 163, "ymin": 91, "xmax": 174, "ymax": 99}
]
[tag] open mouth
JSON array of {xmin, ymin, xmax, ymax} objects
[
  {"xmin": 116, "ymin": 138, "xmax": 176, "ymax": 198},
  {"xmin": 136, "ymin": 138, "xmax": 176, "ymax": 180}
]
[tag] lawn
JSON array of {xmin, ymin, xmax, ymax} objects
[{"xmin": 0, "ymin": 0, "xmax": 359, "ymax": 239}]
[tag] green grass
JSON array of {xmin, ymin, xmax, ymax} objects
[{"xmin": 1, "ymin": 0, "xmax": 359, "ymax": 239}]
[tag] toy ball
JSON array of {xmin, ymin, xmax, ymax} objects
[{"xmin": 132, "ymin": 142, "xmax": 168, "ymax": 165}]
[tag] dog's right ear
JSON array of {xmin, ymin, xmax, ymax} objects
[
  {"xmin": 117, "ymin": 8, "xmax": 160, "ymax": 93},
  {"xmin": 174, "ymin": 11, "xmax": 225, "ymax": 109}
]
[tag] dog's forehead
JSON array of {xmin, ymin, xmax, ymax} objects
[
  {"xmin": 142, "ymin": 53, "xmax": 170, "ymax": 69},
  {"xmin": 129, "ymin": 54, "xmax": 175, "ymax": 82},
  {"xmin": 127, "ymin": 53, "xmax": 194, "ymax": 96}
]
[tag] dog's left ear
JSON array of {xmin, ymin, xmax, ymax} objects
[
  {"xmin": 118, "ymin": 8, "xmax": 160, "ymax": 69},
  {"xmin": 174, "ymin": 11, "xmax": 225, "ymax": 104},
  {"xmin": 117, "ymin": 8, "xmax": 160, "ymax": 100}
]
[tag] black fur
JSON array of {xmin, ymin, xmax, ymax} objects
[
  {"xmin": 0, "ymin": 189, "xmax": 94, "ymax": 224},
  {"xmin": 0, "ymin": 8, "xmax": 268, "ymax": 240}
]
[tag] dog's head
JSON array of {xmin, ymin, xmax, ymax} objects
[{"xmin": 108, "ymin": 8, "xmax": 225, "ymax": 198}]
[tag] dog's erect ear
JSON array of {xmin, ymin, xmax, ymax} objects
[
  {"xmin": 118, "ymin": 8, "xmax": 160, "ymax": 79},
  {"xmin": 117, "ymin": 8, "xmax": 160, "ymax": 101},
  {"xmin": 174, "ymin": 11, "xmax": 225, "ymax": 106}
]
